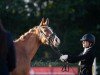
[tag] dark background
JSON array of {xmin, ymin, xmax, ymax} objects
[{"xmin": 0, "ymin": 0, "xmax": 100, "ymax": 63}]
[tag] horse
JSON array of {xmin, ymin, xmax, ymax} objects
[{"xmin": 10, "ymin": 18, "xmax": 60, "ymax": 75}]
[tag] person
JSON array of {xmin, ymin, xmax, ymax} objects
[
  {"xmin": 60, "ymin": 33, "xmax": 96, "ymax": 75},
  {"xmin": 0, "ymin": 20, "xmax": 16, "ymax": 75}
]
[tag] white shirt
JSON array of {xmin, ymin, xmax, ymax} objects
[{"xmin": 83, "ymin": 47, "xmax": 91, "ymax": 54}]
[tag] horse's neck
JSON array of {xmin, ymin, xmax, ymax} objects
[{"xmin": 14, "ymin": 32, "xmax": 41, "ymax": 61}]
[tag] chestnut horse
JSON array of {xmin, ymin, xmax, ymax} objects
[{"xmin": 10, "ymin": 18, "xmax": 60, "ymax": 75}]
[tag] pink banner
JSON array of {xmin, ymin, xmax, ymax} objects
[{"xmin": 30, "ymin": 67, "xmax": 78, "ymax": 75}]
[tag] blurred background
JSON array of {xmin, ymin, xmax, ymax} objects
[{"xmin": 0, "ymin": 0, "xmax": 100, "ymax": 68}]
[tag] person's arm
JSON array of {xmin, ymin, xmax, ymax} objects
[
  {"xmin": 60, "ymin": 48, "xmax": 95, "ymax": 63},
  {"xmin": 68, "ymin": 48, "xmax": 95, "ymax": 63},
  {"xmin": 6, "ymin": 32, "xmax": 16, "ymax": 72}
]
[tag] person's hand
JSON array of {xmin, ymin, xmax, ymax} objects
[{"xmin": 59, "ymin": 55, "xmax": 68, "ymax": 62}]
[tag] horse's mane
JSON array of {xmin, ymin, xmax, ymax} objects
[{"xmin": 14, "ymin": 26, "xmax": 38, "ymax": 42}]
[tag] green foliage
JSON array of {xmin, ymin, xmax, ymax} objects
[
  {"xmin": 0, "ymin": 0, "xmax": 100, "ymax": 62},
  {"xmin": 31, "ymin": 61, "xmax": 77, "ymax": 67}
]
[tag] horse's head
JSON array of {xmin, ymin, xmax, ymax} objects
[{"xmin": 34, "ymin": 18, "xmax": 60, "ymax": 47}]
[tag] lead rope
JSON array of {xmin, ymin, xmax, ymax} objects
[
  {"xmin": 50, "ymin": 45, "xmax": 77, "ymax": 74},
  {"xmin": 61, "ymin": 61, "xmax": 69, "ymax": 72},
  {"xmin": 50, "ymin": 46, "xmax": 69, "ymax": 72}
]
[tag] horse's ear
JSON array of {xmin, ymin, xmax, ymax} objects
[
  {"xmin": 39, "ymin": 18, "xmax": 45, "ymax": 26},
  {"xmin": 45, "ymin": 18, "xmax": 49, "ymax": 26}
]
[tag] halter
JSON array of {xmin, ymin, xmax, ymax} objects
[
  {"xmin": 37, "ymin": 26, "xmax": 69, "ymax": 72},
  {"xmin": 38, "ymin": 26, "xmax": 56, "ymax": 46}
]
